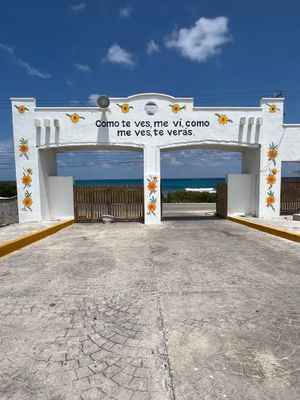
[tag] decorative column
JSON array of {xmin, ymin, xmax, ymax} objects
[
  {"xmin": 143, "ymin": 145, "xmax": 161, "ymax": 224},
  {"xmin": 258, "ymin": 98, "xmax": 284, "ymax": 218},
  {"xmin": 12, "ymin": 98, "xmax": 43, "ymax": 223}
]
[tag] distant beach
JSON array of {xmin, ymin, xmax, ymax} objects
[{"xmin": 75, "ymin": 178, "xmax": 225, "ymax": 195}]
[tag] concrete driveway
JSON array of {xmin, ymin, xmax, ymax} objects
[{"xmin": 0, "ymin": 218, "xmax": 299, "ymax": 400}]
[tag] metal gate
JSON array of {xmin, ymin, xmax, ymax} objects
[
  {"xmin": 280, "ymin": 179, "xmax": 300, "ymax": 215},
  {"xmin": 74, "ymin": 185, "xmax": 144, "ymax": 222}
]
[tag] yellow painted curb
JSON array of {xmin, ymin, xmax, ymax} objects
[
  {"xmin": 0, "ymin": 219, "xmax": 74, "ymax": 258},
  {"xmin": 227, "ymin": 216, "xmax": 300, "ymax": 243}
]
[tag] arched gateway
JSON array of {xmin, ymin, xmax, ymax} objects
[{"xmin": 11, "ymin": 93, "xmax": 300, "ymax": 224}]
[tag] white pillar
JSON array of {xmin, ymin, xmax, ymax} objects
[
  {"xmin": 241, "ymin": 147, "xmax": 261, "ymax": 216},
  {"xmin": 258, "ymin": 146, "xmax": 282, "ymax": 218},
  {"xmin": 144, "ymin": 145, "xmax": 161, "ymax": 224},
  {"xmin": 38, "ymin": 149, "xmax": 57, "ymax": 220}
]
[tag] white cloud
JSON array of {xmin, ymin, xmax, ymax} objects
[
  {"xmin": 0, "ymin": 43, "xmax": 51, "ymax": 79},
  {"xmin": 165, "ymin": 16, "xmax": 231, "ymax": 63},
  {"xmin": 146, "ymin": 40, "xmax": 160, "ymax": 55},
  {"xmin": 87, "ymin": 94, "xmax": 100, "ymax": 106},
  {"xmin": 120, "ymin": 5, "xmax": 132, "ymax": 18},
  {"xmin": 0, "ymin": 137, "xmax": 13, "ymax": 152},
  {"xmin": 66, "ymin": 79, "xmax": 73, "ymax": 86},
  {"xmin": 74, "ymin": 63, "xmax": 92, "ymax": 72},
  {"xmin": 102, "ymin": 44, "xmax": 135, "ymax": 68},
  {"xmin": 71, "ymin": 3, "xmax": 86, "ymax": 12}
]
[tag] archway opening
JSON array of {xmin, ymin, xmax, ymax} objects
[
  {"xmin": 43, "ymin": 147, "xmax": 144, "ymax": 222},
  {"xmin": 160, "ymin": 147, "xmax": 242, "ymax": 221}
]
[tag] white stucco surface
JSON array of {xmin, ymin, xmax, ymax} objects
[
  {"xmin": 48, "ymin": 176, "xmax": 74, "ymax": 220},
  {"xmin": 227, "ymin": 174, "xmax": 252, "ymax": 216},
  {"xmin": 11, "ymin": 94, "xmax": 300, "ymax": 224}
]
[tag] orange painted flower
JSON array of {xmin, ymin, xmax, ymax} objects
[
  {"xmin": 19, "ymin": 138, "xmax": 29, "ymax": 159},
  {"xmin": 122, "ymin": 104, "xmax": 129, "ymax": 113},
  {"xmin": 147, "ymin": 181, "xmax": 157, "ymax": 192},
  {"xmin": 271, "ymin": 168, "xmax": 278, "ymax": 175},
  {"xmin": 170, "ymin": 103, "xmax": 186, "ymax": 113},
  {"xmin": 153, "ymin": 176, "xmax": 158, "ymax": 181},
  {"xmin": 266, "ymin": 195, "xmax": 275, "ymax": 205},
  {"xmin": 268, "ymin": 149, "xmax": 278, "ymax": 160},
  {"xmin": 269, "ymin": 104, "xmax": 277, "ymax": 113},
  {"xmin": 71, "ymin": 113, "xmax": 80, "ymax": 123},
  {"xmin": 148, "ymin": 202, "xmax": 156, "ymax": 213},
  {"xmin": 117, "ymin": 103, "xmax": 133, "ymax": 113},
  {"xmin": 23, "ymin": 197, "xmax": 33, "ymax": 208},
  {"xmin": 15, "ymin": 105, "xmax": 29, "ymax": 114},
  {"xmin": 66, "ymin": 113, "xmax": 85, "ymax": 123},
  {"xmin": 266, "ymin": 174, "xmax": 276, "ymax": 186},
  {"xmin": 215, "ymin": 113, "xmax": 233, "ymax": 125},
  {"xmin": 19, "ymin": 144, "xmax": 29, "ymax": 154},
  {"xmin": 172, "ymin": 104, "xmax": 180, "ymax": 113},
  {"xmin": 219, "ymin": 115, "xmax": 228, "ymax": 125},
  {"xmin": 22, "ymin": 175, "xmax": 32, "ymax": 187},
  {"xmin": 22, "ymin": 191, "xmax": 33, "ymax": 211}
]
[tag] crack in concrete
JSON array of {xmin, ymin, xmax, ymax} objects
[{"xmin": 147, "ymin": 227, "xmax": 176, "ymax": 400}]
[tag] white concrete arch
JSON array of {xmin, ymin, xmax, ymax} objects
[
  {"xmin": 11, "ymin": 93, "xmax": 300, "ymax": 224},
  {"xmin": 159, "ymin": 140, "xmax": 260, "ymax": 152}
]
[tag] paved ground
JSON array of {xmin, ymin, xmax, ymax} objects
[
  {"xmin": 0, "ymin": 218, "xmax": 299, "ymax": 400},
  {"xmin": 0, "ymin": 221, "xmax": 61, "ymax": 244},
  {"xmin": 162, "ymin": 203, "xmax": 216, "ymax": 220},
  {"xmin": 238, "ymin": 215, "xmax": 300, "ymax": 234}
]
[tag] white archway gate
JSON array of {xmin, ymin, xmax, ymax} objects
[{"xmin": 11, "ymin": 93, "xmax": 300, "ymax": 224}]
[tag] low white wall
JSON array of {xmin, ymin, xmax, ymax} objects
[
  {"xmin": 48, "ymin": 176, "xmax": 74, "ymax": 220},
  {"xmin": 227, "ymin": 174, "xmax": 252, "ymax": 216},
  {"xmin": 0, "ymin": 196, "xmax": 19, "ymax": 224}
]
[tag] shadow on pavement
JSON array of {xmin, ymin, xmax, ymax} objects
[{"xmin": 162, "ymin": 215, "xmax": 222, "ymax": 221}]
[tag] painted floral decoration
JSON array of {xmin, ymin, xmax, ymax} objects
[
  {"xmin": 147, "ymin": 196, "xmax": 157, "ymax": 215},
  {"xmin": 266, "ymin": 190, "xmax": 275, "ymax": 211},
  {"xmin": 215, "ymin": 113, "xmax": 233, "ymax": 125},
  {"xmin": 19, "ymin": 138, "xmax": 29, "ymax": 160},
  {"xmin": 266, "ymin": 174, "xmax": 276, "ymax": 187},
  {"xmin": 267, "ymin": 142, "xmax": 278, "ymax": 166},
  {"xmin": 267, "ymin": 103, "xmax": 280, "ymax": 113},
  {"xmin": 147, "ymin": 175, "xmax": 158, "ymax": 195},
  {"xmin": 266, "ymin": 143, "xmax": 279, "ymax": 211},
  {"xmin": 170, "ymin": 104, "xmax": 186, "ymax": 113},
  {"xmin": 117, "ymin": 103, "xmax": 133, "ymax": 113},
  {"xmin": 22, "ymin": 191, "xmax": 33, "ymax": 212},
  {"xmin": 15, "ymin": 105, "xmax": 29, "ymax": 114},
  {"xmin": 66, "ymin": 113, "xmax": 85, "ymax": 123},
  {"xmin": 22, "ymin": 167, "xmax": 33, "ymax": 189}
]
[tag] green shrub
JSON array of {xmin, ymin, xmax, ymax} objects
[
  {"xmin": 163, "ymin": 191, "xmax": 216, "ymax": 203},
  {"xmin": 0, "ymin": 182, "xmax": 17, "ymax": 197}
]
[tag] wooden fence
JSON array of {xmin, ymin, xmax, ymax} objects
[
  {"xmin": 74, "ymin": 185, "xmax": 144, "ymax": 222},
  {"xmin": 280, "ymin": 179, "xmax": 300, "ymax": 215},
  {"xmin": 216, "ymin": 182, "xmax": 227, "ymax": 218}
]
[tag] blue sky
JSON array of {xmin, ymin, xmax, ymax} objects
[{"xmin": 1, "ymin": 0, "xmax": 300, "ymax": 180}]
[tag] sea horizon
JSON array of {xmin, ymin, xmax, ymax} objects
[{"xmin": 1, "ymin": 176, "xmax": 299, "ymax": 195}]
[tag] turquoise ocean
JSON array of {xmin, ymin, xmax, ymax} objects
[{"xmin": 76, "ymin": 178, "xmax": 225, "ymax": 195}]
